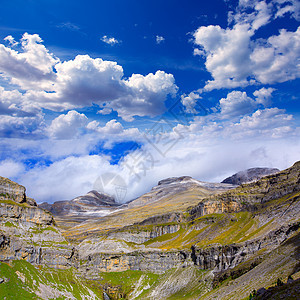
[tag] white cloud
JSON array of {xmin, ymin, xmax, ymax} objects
[
  {"xmin": 181, "ymin": 92, "xmax": 202, "ymax": 114},
  {"xmin": 0, "ymin": 86, "xmax": 41, "ymax": 117},
  {"xmin": 0, "ymin": 159, "xmax": 25, "ymax": 179},
  {"xmin": 235, "ymin": 107, "xmax": 293, "ymax": 130},
  {"xmin": 0, "ymin": 114, "xmax": 45, "ymax": 138},
  {"xmin": 87, "ymin": 119, "xmax": 123, "ymax": 134},
  {"xmin": 48, "ymin": 110, "xmax": 88, "ymax": 139},
  {"xmin": 112, "ymin": 70, "xmax": 178, "ymax": 121},
  {"xmin": 251, "ymin": 27, "xmax": 300, "ymax": 84},
  {"xmin": 0, "ymin": 33, "xmax": 58, "ymax": 90},
  {"xmin": 4, "ymin": 35, "xmax": 18, "ymax": 47},
  {"xmin": 20, "ymin": 155, "xmax": 117, "ymax": 203},
  {"xmin": 97, "ymin": 107, "xmax": 113, "ymax": 115},
  {"xmin": 194, "ymin": 24, "xmax": 253, "ymax": 90},
  {"xmin": 86, "ymin": 119, "xmax": 141, "ymax": 144},
  {"xmin": 253, "ymin": 87, "xmax": 275, "ymax": 106},
  {"xmin": 219, "ymin": 91, "xmax": 257, "ymax": 118},
  {"xmin": 43, "ymin": 57, "xmax": 177, "ymax": 120},
  {"xmin": 0, "ymin": 34, "xmax": 178, "ymax": 121},
  {"xmin": 232, "ymin": 0, "xmax": 273, "ymax": 30},
  {"xmin": 274, "ymin": 0, "xmax": 300, "ymax": 21},
  {"xmin": 101, "ymin": 35, "xmax": 120, "ymax": 45},
  {"xmin": 156, "ymin": 35, "xmax": 165, "ymax": 44},
  {"xmin": 193, "ymin": 1, "xmax": 300, "ymax": 90}
]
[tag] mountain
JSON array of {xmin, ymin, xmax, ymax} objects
[
  {"xmin": 128, "ymin": 175, "xmax": 236, "ymax": 208},
  {"xmin": 1, "ymin": 162, "xmax": 300, "ymax": 299},
  {"xmin": 39, "ymin": 190, "xmax": 122, "ymax": 217},
  {"xmin": 221, "ymin": 167, "xmax": 280, "ymax": 185},
  {"xmin": 64, "ymin": 176, "xmax": 236, "ymax": 238}
]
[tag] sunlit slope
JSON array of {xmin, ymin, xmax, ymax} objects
[{"xmin": 63, "ymin": 181, "xmax": 234, "ymax": 241}]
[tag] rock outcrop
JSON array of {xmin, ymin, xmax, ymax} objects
[
  {"xmin": 222, "ymin": 167, "xmax": 280, "ymax": 185},
  {"xmin": 0, "ymin": 177, "xmax": 75, "ymax": 269},
  {"xmin": 77, "ymin": 221, "xmax": 299, "ymax": 276},
  {"xmin": 1, "ymin": 162, "xmax": 300, "ymax": 300},
  {"xmin": 0, "ymin": 176, "xmax": 34, "ymax": 205},
  {"xmin": 190, "ymin": 161, "xmax": 300, "ymax": 219}
]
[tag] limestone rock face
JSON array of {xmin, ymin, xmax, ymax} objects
[
  {"xmin": 222, "ymin": 167, "xmax": 280, "ymax": 185},
  {"xmin": 190, "ymin": 161, "xmax": 300, "ymax": 219},
  {"xmin": 110, "ymin": 224, "xmax": 181, "ymax": 244},
  {"xmin": 76, "ymin": 221, "xmax": 299, "ymax": 276},
  {"xmin": 0, "ymin": 203, "xmax": 53, "ymax": 225},
  {"xmin": 0, "ymin": 176, "xmax": 75, "ymax": 269},
  {"xmin": 0, "ymin": 176, "xmax": 26, "ymax": 204}
]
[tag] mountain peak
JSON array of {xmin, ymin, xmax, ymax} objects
[{"xmin": 221, "ymin": 167, "xmax": 280, "ymax": 185}]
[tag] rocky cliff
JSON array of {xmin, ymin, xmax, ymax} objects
[
  {"xmin": 1, "ymin": 162, "xmax": 300, "ymax": 299},
  {"xmin": 190, "ymin": 161, "xmax": 300, "ymax": 219},
  {"xmin": 0, "ymin": 176, "xmax": 30, "ymax": 205},
  {"xmin": 0, "ymin": 177, "xmax": 77, "ymax": 270}
]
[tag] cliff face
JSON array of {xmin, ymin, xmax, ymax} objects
[
  {"xmin": 0, "ymin": 203, "xmax": 53, "ymax": 225},
  {"xmin": 0, "ymin": 162, "xmax": 300, "ymax": 300},
  {"xmin": 189, "ymin": 161, "xmax": 300, "ymax": 219},
  {"xmin": 0, "ymin": 176, "xmax": 27, "ymax": 204},
  {"xmin": 77, "ymin": 221, "xmax": 299, "ymax": 278},
  {"xmin": 0, "ymin": 177, "xmax": 76, "ymax": 270}
]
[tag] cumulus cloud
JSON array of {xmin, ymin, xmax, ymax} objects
[
  {"xmin": 231, "ymin": 0, "xmax": 273, "ymax": 30},
  {"xmin": 0, "ymin": 86, "xmax": 41, "ymax": 117},
  {"xmin": 229, "ymin": 107, "xmax": 294, "ymax": 139},
  {"xmin": 0, "ymin": 115, "xmax": 45, "ymax": 138},
  {"xmin": 0, "ymin": 34, "xmax": 178, "ymax": 121},
  {"xmin": 111, "ymin": 70, "xmax": 178, "ymax": 121},
  {"xmin": 0, "ymin": 33, "xmax": 58, "ymax": 90},
  {"xmin": 38, "ymin": 57, "xmax": 177, "ymax": 120},
  {"xmin": 194, "ymin": 24, "xmax": 253, "ymax": 89},
  {"xmin": 253, "ymin": 87, "xmax": 275, "ymax": 106},
  {"xmin": 219, "ymin": 91, "xmax": 257, "ymax": 118},
  {"xmin": 87, "ymin": 119, "xmax": 123, "ymax": 134},
  {"xmin": 48, "ymin": 110, "xmax": 88, "ymax": 139},
  {"xmin": 101, "ymin": 35, "xmax": 120, "ymax": 45},
  {"xmin": 235, "ymin": 107, "xmax": 293, "ymax": 130},
  {"xmin": 181, "ymin": 92, "xmax": 202, "ymax": 114},
  {"xmin": 193, "ymin": 2, "xmax": 300, "ymax": 90},
  {"xmin": 156, "ymin": 35, "xmax": 165, "ymax": 44},
  {"xmin": 86, "ymin": 119, "xmax": 141, "ymax": 146},
  {"xmin": 251, "ymin": 27, "xmax": 300, "ymax": 84}
]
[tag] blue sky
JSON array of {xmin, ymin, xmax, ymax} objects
[{"xmin": 0, "ymin": 0, "xmax": 299, "ymax": 203}]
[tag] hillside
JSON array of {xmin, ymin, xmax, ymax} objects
[{"xmin": 0, "ymin": 162, "xmax": 299, "ymax": 299}]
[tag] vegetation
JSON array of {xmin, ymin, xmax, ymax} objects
[{"xmin": 0, "ymin": 260, "xmax": 104, "ymax": 299}]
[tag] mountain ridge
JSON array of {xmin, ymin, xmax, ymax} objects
[{"xmin": 1, "ymin": 161, "xmax": 299, "ymax": 299}]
